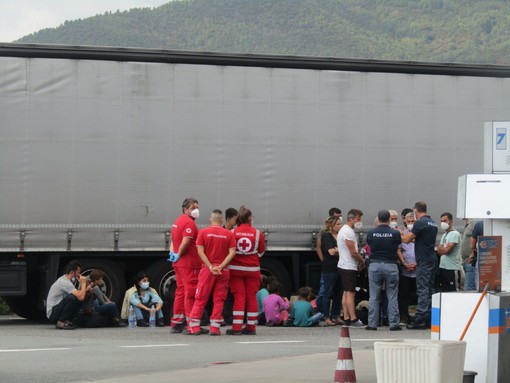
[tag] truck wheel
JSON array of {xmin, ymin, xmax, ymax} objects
[
  {"xmin": 76, "ymin": 259, "xmax": 125, "ymax": 306},
  {"xmin": 260, "ymin": 258, "xmax": 291, "ymax": 297},
  {"xmin": 146, "ymin": 260, "xmax": 175, "ymax": 325}
]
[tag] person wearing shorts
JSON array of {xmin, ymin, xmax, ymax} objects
[{"xmin": 337, "ymin": 209, "xmax": 365, "ymax": 327}]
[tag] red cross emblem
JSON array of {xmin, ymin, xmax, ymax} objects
[{"xmin": 237, "ymin": 238, "xmax": 253, "ymax": 253}]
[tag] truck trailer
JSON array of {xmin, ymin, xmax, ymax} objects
[{"xmin": 1, "ymin": 43, "xmax": 509, "ymax": 320}]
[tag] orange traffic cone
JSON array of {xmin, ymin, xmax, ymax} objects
[{"xmin": 334, "ymin": 325, "xmax": 356, "ymax": 383}]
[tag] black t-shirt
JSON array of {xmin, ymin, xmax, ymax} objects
[
  {"xmin": 472, "ymin": 220, "xmax": 484, "ymax": 240},
  {"xmin": 412, "ymin": 215, "xmax": 438, "ymax": 262},
  {"xmin": 321, "ymin": 232, "xmax": 339, "ymax": 273},
  {"xmin": 366, "ymin": 225, "xmax": 401, "ymax": 264}
]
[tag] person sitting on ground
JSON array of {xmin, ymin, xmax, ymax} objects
[
  {"xmin": 289, "ymin": 286, "xmax": 324, "ymax": 327},
  {"xmin": 46, "ymin": 260, "xmax": 92, "ymax": 330},
  {"xmin": 88, "ymin": 269, "xmax": 125, "ymax": 327},
  {"xmin": 124, "ymin": 272, "xmax": 165, "ymax": 327},
  {"xmin": 256, "ymin": 275, "xmax": 270, "ymax": 325},
  {"xmin": 263, "ymin": 278, "xmax": 290, "ymax": 326}
]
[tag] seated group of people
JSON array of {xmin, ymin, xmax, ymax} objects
[
  {"xmin": 46, "ymin": 260, "xmax": 165, "ymax": 329},
  {"xmin": 256, "ymin": 276, "xmax": 323, "ymax": 328}
]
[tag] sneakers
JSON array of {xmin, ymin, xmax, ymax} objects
[
  {"xmin": 389, "ymin": 325, "xmax": 402, "ymax": 331},
  {"xmin": 183, "ymin": 327, "xmax": 210, "ymax": 335},
  {"xmin": 241, "ymin": 328, "xmax": 256, "ymax": 335},
  {"xmin": 406, "ymin": 322, "xmax": 428, "ymax": 330},
  {"xmin": 55, "ymin": 320, "xmax": 76, "ymax": 330},
  {"xmin": 170, "ymin": 324, "xmax": 185, "ymax": 333},
  {"xmin": 226, "ymin": 329, "xmax": 242, "ymax": 335},
  {"xmin": 365, "ymin": 326, "xmax": 377, "ymax": 331},
  {"xmin": 156, "ymin": 319, "xmax": 165, "ymax": 327},
  {"xmin": 137, "ymin": 319, "xmax": 149, "ymax": 327},
  {"xmin": 349, "ymin": 319, "xmax": 365, "ymax": 328}
]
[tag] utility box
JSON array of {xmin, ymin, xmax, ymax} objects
[
  {"xmin": 432, "ymin": 292, "xmax": 510, "ymax": 383},
  {"xmin": 457, "ymin": 174, "xmax": 510, "ymax": 219},
  {"xmin": 374, "ymin": 339, "xmax": 466, "ymax": 383}
]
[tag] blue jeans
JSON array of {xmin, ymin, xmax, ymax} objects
[
  {"xmin": 133, "ymin": 305, "xmax": 163, "ymax": 320},
  {"xmin": 414, "ymin": 258, "xmax": 436, "ymax": 325},
  {"xmin": 463, "ymin": 263, "xmax": 477, "ymax": 291},
  {"xmin": 368, "ymin": 263, "xmax": 400, "ymax": 328},
  {"xmin": 315, "ymin": 274, "xmax": 324, "ymax": 313},
  {"xmin": 94, "ymin": 301, "xmax": 118, "ymax": 319},
  {"xmin": 321, "ymin": 271, "xmax": 342, "ymax": 319},
  {"xmin": 310, "ymin": 312, "xmax": 324, "ymax": 325}
]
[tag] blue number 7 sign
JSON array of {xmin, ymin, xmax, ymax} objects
[{"xmin": 496, "ymin": 128, "xmax": 507, "ymax": 150}]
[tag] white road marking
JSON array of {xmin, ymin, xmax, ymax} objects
[
  {"xmin": 235, "ymin": 340, "xmax": 307, "ymax": 344},
  {"xmin": 118, "ymin": 344, "xmax": 189, "ymax": 348},
  {"xmin": 0, "ymin": 348, "xmax": 70, "ymax": 353}
]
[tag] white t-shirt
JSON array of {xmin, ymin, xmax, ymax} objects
[
  {"xmin": 46, "ymin": 275, "xmax": 76, "ymax": 318},
  {"xmin": 337, "ymin": 224, "xmax": 359, "ymax": 270}
]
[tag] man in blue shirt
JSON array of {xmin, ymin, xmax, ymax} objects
[
  {"xmin": 366, "ymin": 210, "xmax": 402, "ymax": 331},
  {"xmin": 401, "ymin": 201, "xmax": 438, "ymax": 329}
]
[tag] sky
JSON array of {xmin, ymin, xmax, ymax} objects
[{"xmin": 0, "ymin": 0, "xmax": 171, "ymax": 42}]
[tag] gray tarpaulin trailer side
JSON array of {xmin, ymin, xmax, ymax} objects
[{"xmin": 1, "ymin": 43, "xmax": 509, "ymax": 319}]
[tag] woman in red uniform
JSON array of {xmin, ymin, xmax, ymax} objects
[{"xmin": 226, "ymin": 206, "xmax": 266, "ymax": 335}]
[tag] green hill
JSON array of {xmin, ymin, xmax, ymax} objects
[{"xmin": 17, "ymin": 0, "xmax": 510, "ymax": 65}]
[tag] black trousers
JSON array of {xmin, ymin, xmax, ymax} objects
[{"xmin": 48, "ymin": 294, "xmax": 83, "ymax": 323}]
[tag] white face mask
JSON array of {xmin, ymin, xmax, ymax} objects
[
  {"xmin": 190, "ymin": 208, "xmax": 200, "ymax": 219},
  {"xmin": 440, "ymin": 222, "xmax": 450, "ymax": 231},
  {"xmin": 140, "ymin": 282, "xmax": 150, "ymax": 290},
  {"xmin": 407, "ymin": 224, "xmax": 414, "ymax": 231},
  {"xmin": 389, "ymin": 221, "xmax": 398, "ymax": 229},
  {"xmin": 354, "ymin": 221, "xmax": 363, "ymax": 230}
]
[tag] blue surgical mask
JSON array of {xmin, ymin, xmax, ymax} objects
[{"xmin": 140, "ymin": 282, "xmax": 150, "ymax": 290}]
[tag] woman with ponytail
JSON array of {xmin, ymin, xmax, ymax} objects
[{"xmin": 226, "ymin": 206, "xmax": 266, "ymax": 335}]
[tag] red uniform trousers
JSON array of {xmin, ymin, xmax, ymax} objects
[
  {"xmin": 229, "ymin": 269, "xmax": 260, "ymax": 332},
  {"xmin": 188, "ymin": 266, "xmax": 230, "ymax": 335},
  {"xmin": 171, "ymin": 266, "xmax": 199, "ymax": 328}
]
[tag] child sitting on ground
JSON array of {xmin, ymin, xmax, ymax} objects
[
  {"xmin": 256, "ymin": 275, "xmax": 270, "ymax": 325},
  {"xmin": 290, "ymin": 286, "xmax": 324, "ymax": 327},
  {"xmin": 263, "ymin": 278, "xmax": 290, "ymax": 326}
]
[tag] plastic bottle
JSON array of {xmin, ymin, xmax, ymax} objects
[
  {"xmin": 149, "ymin": 306, "xmax": 156, "ymax": 328},
  {"xmin": 128, "ymin": 305, "xmax": 137, "ymax": 328}
]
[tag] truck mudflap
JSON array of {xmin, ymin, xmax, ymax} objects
[{"xmin": 0, "ymin": 261, "xmax": 27, "ymax": 296}]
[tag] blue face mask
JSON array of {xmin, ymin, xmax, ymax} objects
[{"xmin": 140, "ymin": 282, "xmax": 150, "ymax": 290}]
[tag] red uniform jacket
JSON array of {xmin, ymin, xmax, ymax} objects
[
  {"xmin": 228, "ymin": 223, "xmax": 266, "ymax": 272},
  {"xmin": 171, "ymin": 213, "xmax": 201, "ymax": 268}
]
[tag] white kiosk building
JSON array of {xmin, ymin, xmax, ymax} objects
[{"xmin": 432, "ymin": 121, "xmax": 510, "ymax": 382}]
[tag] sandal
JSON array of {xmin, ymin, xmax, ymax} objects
[{"xmin": 324, "ymin": 318, "xmax": 336, "ymax": 326}]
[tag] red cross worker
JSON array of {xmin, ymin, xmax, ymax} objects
[
  {"xmin": 226, "ymin": 206, "xmax": 266, "ymax": 335},
  {"xmin": 169, "ymin": 197, "xmax": 202, "ymax": 334}
]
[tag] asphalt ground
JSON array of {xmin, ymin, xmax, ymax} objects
[{"xmin": 0, "ymin": 315, "xmax": 430, "ymax": 383}]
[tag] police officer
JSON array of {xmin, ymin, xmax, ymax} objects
[
  {"xmin": 366, "ymin": 210, "xmax": 402, "ymax": 331},
  {"xmin": 401, "ymin": 201, "xmax": 438, "ymax": 330}
]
